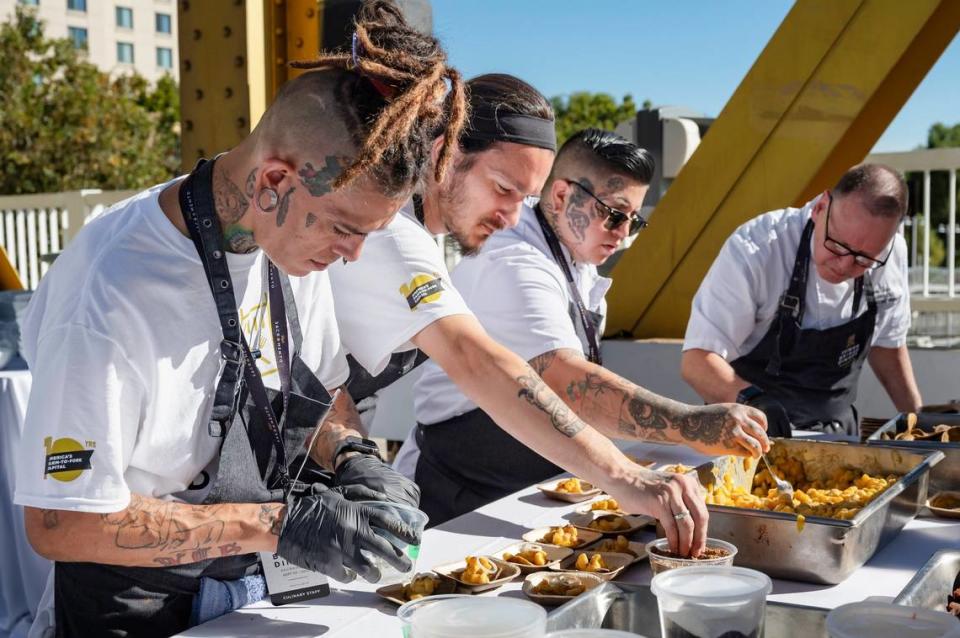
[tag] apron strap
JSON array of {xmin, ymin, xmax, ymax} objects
[{"xmin": 766, "ymin": 219, "xmax": 814, "ymax": 376}]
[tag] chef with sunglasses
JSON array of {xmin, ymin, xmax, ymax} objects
[
  {"xmin": 406, "ymin": 129, "xmax": 769, "ymax": 528},
  {"xmin": 682, "ymin": 163, "xmax": 921, "ymax": 437}
]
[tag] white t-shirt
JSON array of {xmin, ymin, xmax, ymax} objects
[
  {"xmin": 682, "ymin": 196, "xmax": 911, "ymax": 362},
  {"xmin": 393, "ymin": 202, "xmax": 611, "ymax": 479},
  {"xmin": 327, "ymin": 201, "xmax": 472, "ymax": 376},
  {"xmin": 14, "ymin": 179, "xmax": 349, "ymax": 514}
]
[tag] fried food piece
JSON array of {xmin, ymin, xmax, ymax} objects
[
  {"xmin": 403, "ymin": 575, "xmax": 439, "ymax": 601},
  {"xmin": 662, "ymin": 464, "xmax": 693, "ymax": 474},
  {"xmin": 459, "ymin": 555, "xmax": 496, "ymax": 584},
  {"xmin": 543, "ymin": 524, "xmax": 580, "ymax": 547},
  {"xmin": 796, "ymin": 514, "xmax": 806, "ymax": 532},
  {"xmin": 502, "ymin": 548, "xmax": 549, "ymax": 567},
  {"xmin": 595, "ymin": 535, "xmax": 635, "ymax": 556},
  {"xmin": 590, "ymin": 498, "xmax": 620, "ymax": 511},
  {"xmin": 574, "ymin": 552, "xmax": 608, "ymax": 572},
  {"xmin": 532, "ymin": 575, "xmax": 586, "ymax": 597},
  {"xmin": 930, "ymin": 493, "xmax": 960, "ymax": 510},
  {"xmin": 556, "ymin": 478, "xmax": 585, "ymax": 493},
  {"xmin": 588, "ymin": 515, "xmax": 631, "ymax": 532}
]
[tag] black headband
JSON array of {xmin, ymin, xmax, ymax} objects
[{"xmin": 463, "ymin": 106, "xmax": 557, "ymax": 152}]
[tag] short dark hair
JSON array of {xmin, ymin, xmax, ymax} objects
[
  {"xmin": 555, "ymin": 128, "xmax": 655, "ymax": 185},
  {"xmin": 832, "ymin": 163, "xmax": 908, "ymax": 219},
  {"xmin": 458, "ymin": 73, "xmax": 554, "ymax": 154}
]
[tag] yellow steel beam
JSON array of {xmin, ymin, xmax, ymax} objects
[
  {"xmin": 0, "ymin": 247, "xmax": 24, "ymax": 291},
  {"xmin": 606, "ymin": 0, "xmax": 960, "ymax": 339}
]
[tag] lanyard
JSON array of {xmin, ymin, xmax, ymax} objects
[
  {"xmin": 533, "ymin": 204, "xmax": 602, "ymax": 365},
  {"xmin": 179, "ymin": 159, "xmax": 293, "ymax": 493}
]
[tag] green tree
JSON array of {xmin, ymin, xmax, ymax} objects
[
  {"xmin": 0, "ymin": 7, "xmax": 180, "ymax": 195},
  {"xmin": 550, "ymin": 92, "xmax": 642, "ymax": 146}
]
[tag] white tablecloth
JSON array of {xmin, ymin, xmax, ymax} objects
[
  {"xmin": 0, "ymin": 366, "xmax": 50, "ymax": 638},
  {"xmin": 176, "ymin": 441, "xmax": 960, "ymax": 637}
]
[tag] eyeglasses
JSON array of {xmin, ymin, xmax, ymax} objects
[
  {"xmin": 565, "ymin": 180, "xmax": 648, "ymax": 234},
  {"xmin": 823, "ymin": 193, "xmax": 894, "ymax": 269}
]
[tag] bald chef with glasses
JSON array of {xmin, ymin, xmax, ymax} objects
[{"xmin": 681, "ymin": 164, "xmax": 922, "ymax": 437}]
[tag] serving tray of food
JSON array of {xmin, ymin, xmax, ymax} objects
[{"xmin": 867, "ymin": 412, "xmax": 960, "ymax": 493}]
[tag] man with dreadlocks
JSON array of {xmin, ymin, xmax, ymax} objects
[{"xmin": 15, "ymin": 2, "xmax": 462, "ymax": 635}]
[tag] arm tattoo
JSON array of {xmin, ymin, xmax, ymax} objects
[
  {"xmin": 41, "ymin": 509, "xmax": 59, "ymax": 529},
  {"xmin": 259, "ymin": 503, "xmax": 284, "ymax": 536},
  {"xmin": 298, "ymin": 157, "xmax": 345, "ymax": 197},
  {"xmin": 275, "ymin": 187, "xmax": 295, "ymax": 227},
  {"xmin": 516, "ymin": 367, "xmax": 585, "ymax": 438},
  {"xmin": 529, "ymin": 351, "xmax": 557, "ymax": 375},
  {"xmin": 309, "ymin": 390, "xmax": 365, "ymax": 468},
  {"xmin": 677, "ymin": 406, "xmax": 739, "ymax": 449}
]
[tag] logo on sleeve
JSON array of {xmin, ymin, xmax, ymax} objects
[
  {"xmin": 43, "ymin": 436, "xmax": 95, "ymax": 482},
  {"xmin": 399, "ymin": 273, "xmax": 444, "ymax": 310}
]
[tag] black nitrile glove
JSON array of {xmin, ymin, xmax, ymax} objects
[
  {"xmin": 745, "ymin": 395, "xmax": 793, "ymax": 438},
  {"xmin": 276, "ymin": 484, "xmax": 421, "ymax": 583},
  {"xmin": 335, "ymin": 454, "xmax": 421, "ymax": 508}
]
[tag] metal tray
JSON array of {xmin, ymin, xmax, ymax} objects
[
  {"xmin": 546, "ymin": 582, "xmax": 828, "ymax": 637},
  {"xmin": 893, "ymin": 549, "xmax": 960, "ymax": 611},
  {"xmin": 695, "ymin": 438, "xmax": 943, "ymax": 584},
  {"xmin": 867, "ymin": 413, "xmax": 960, "ymax": 493}
]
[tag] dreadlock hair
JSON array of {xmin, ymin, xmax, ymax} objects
[{"xmin": 290, "ymin": 0, "xmax": 466, "ymax": 193}]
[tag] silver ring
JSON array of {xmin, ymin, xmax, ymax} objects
[{"xmin": 673, "ymin": 510, "xmax": 689, "ymax": 521}]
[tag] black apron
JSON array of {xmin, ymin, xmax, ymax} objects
[
  {"xmin": 415, "ymin": 205, "xmax": 602, "ymax": 526},
  {"xmin": 53, "ymin": 159, "xmax": 334, "ymax": 638},
  {"xmin": 730, "ymin": 219, "xmax": 877, "ymax": 436}
]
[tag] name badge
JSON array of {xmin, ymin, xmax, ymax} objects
[{"xmin": 258, "ymin": 552, "xmax": 330, "ymax": 605}]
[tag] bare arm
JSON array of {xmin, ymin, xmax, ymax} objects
[
  {"xmin": 24, "ymin": 495, "xmax": 283, "ymax": 567},
  {"xmin": 413, "ymin": 315, "xmax": 710, "ymax": 557},
  {"xmin": 533, "ymin": 348, "xmax": 767, "ymax": 457},
  {"xmin": 868, "ymin": 345, "xmax": 922, "ymax": 413},
  {"xmin": 307, "ymin": 387, "xmax": 368, "ymax": 470},
  {"xmin": 680, "ymin": 348, "xmax": 751, "ymax": 404}
]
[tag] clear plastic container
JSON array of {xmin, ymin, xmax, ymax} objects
[
  {"xmin": 651, "ymin": 565, "xmax": 772, "ymax": 638},
  {"xmin": 646, "ymin": 537, "xmax": 737, "ymax": 574},
  {"xmin": 407, "ymin": 596, "xmax": 547, "ymax": 638},
  {"xmin": 546, "ymin": 631, "xmax": 650, "ymax": 638},
  {"xmin": 397, "ymin": 594, "xmax": 472, "ymax": 638},
  {"xmin": 826, "ymin": 601, "xmax": 959, "ymax": 638},
  {"xmin": 356, "ymin": 501, "xmax": 429, "ymax": 585}
]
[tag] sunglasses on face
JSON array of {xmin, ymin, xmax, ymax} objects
[
  {"xmin": 565, "ymin": 180, "xmax": 648, "ymax": 234},
  {"xmin": 823, "ymin": 193, "xmax": 894, "ymax": 269}
]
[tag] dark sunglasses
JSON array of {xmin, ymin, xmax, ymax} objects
[
  {"xmin": 823, "ymin": 193, "xmax": 894, "ymax": 269},
  {"xmin": 565, "ymin": 180, "xmax": 648, "ymax": 234}
]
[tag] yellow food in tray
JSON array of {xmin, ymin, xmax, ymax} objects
[
  {"xmin": 594, "ymin": 535, "xmax": 634, "ymax": 556},
  {"xmin": 556, "ymin": 478, "xmax": 586, "ymax": 493},
  {"xmin": 662, "ymin": 464, "xmax": 693, "ymax": 474},
  {"xmin": 587, "ymin": 515, "xmax": 631, "ymax": 532},
  {"xmin": 590, "ymin": 498, "xmax": 620, "ymax": 511},
  {"xmin": 503, "ymin": 548, "xmax": 549, "ymax": 567},
  {"xmin": 403, "ymin": 574, "xmax": 439, "ymax": 601},
  {"xmin": 532, "ymin": 575, "xmax": 586, "ymax": 597},
  {"xmin": 574, "ymin": 553, "xmax": 608, "ymax": 572},
  {"xmin": 544, "ymin": 524, "xmax": 580, "ymax": 547},
  {"xmin": 704, "ymin": 455, "xmax": 898, "ymax": 521},
  {"xmin": 459, "ymin": 556, "xmax": 496, "ymax": 584}
]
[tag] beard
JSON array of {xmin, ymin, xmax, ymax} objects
[{"xmin": 437, "ymin": 171, "xmax": 483, "ymax": 257}]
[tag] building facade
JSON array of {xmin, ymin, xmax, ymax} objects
[{"xmin": 1, "ymin": 0, "xmax": 178, "ymax": 83}]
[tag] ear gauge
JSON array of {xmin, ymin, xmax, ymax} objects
[{"xmin": 256, "ymin": 188, "xmax": 279, "ymax": 213}]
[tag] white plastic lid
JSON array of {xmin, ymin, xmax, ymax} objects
[
  {"xmin": 826, "ymin": 601, "xmax": 958, "ymax": 638},
  {"xmin": 651, "ymin": 566, "xmax": 772, "ymax": 604},
  {"xmin": 546, "ymin": 630, "xmax": 651, "ymax": 638},
  {"xmin": 410, "ymin": 597, "xmax": 547, "ymax": 638}
]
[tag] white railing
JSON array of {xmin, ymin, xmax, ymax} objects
[
  {"xmin": 0, "ymin": 189, "xmax": 136, "ymax": 290},
  {"xmin": 866, "ymin": 148, "xmax": 960, "ymax": 306}
]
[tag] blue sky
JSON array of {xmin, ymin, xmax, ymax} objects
[{"xmin": 431, "ymin": 0, "xmax": 960, "ymax": 152}]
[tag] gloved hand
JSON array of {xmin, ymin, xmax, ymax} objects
[
  {"xmin": 276, "ymin": 484, "xmax": 421, "ymax": 583},
  {"xmin": 335, "ymin": 454, "xmax": 420, "ymax": 508},
  {"xmin": 744, "ymin": 394, "xmax": 793, "ymax": 439}
]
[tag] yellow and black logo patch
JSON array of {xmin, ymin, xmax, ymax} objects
[
  {"xmin": 43, "ymin": 436, "xmax": 95, "ymax": 482},
  {"xmin": 399, "ymin": 273, "xmax": 444, "ymax": 310}
]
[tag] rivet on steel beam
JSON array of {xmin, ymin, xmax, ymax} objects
[
  {"xmin": 233, "ymin": 0, "xmax": 242, "ymax": 6},
  {"xmin": 225, "ymin": 87, "xmax": 234, "ymax": 98},
  {"xmin": 276, "ymin": 57, "xmax": 285, "ymax": 65},
  {"xmin": 275, "ymin": 27, "xmax": 284, "ymax": 36},
  {"xmin": 185, "ymin": 119, "xmax": 194, "ymax": 131},
  {"xmin": 195, "ymin": 89, "xmax": 204, "ymax": 100},
  {"xmin": 223, "ymin": 26, "xmax": 232, "ymax": 38},
  {"xmin": 234, "ymin": 55, "xmax": 244, "ymax": 68},
  {"xmin": 295, "ymin": 37, "xmax": 304, "ymax": 48},
  {"xmin": 197, "ymin": 149, "xmax": 206, "ymax": 158},
  {"xmin": 274, "ymin": 0, "xmax": 283, "ymax": 5},
  {"xmin": 306, "ymin": 8, "xmax": 315, "ymax": 18},
  {"xmin": 237, "ymin": 117, "xmax": 247, "ymax": 129},
  {"xmin": 193, "ymin": 29, "xmax": 201, "ymax": 40},
  {"xmin": 183, "ymin": 59, "xmax": 191, "ymax": 72},
  {"xmin": 181, "ymin": 0, "xmax": 189, "ymax": 11}
]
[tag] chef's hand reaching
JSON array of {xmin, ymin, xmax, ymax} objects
[
  {"xmin": 335, "ymin": 454, "xmax": 421, "ymax": 508},
  {"xmin": 680, "ymin": 403, "xmax": 771, "ymax": 458}
]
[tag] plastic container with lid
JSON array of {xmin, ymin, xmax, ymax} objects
[
  {"xmin": 355, "ymin": 501, "xmax": 428, "ymax": 585},
  {"xmin": 646, "ymin": 537, "xmax": 737, "ymax": 575},
  {"xmin": 405, "ymin": 596, "xmax": 547, "ymax": 638},
  {"xmin": 651, "ymin": 565, "xmax": 772, "ymax": 638},
  {"xmin": 546, "ymin": 630, "xmax": 651, "ymax": 637},
  {"xmin": 826, "ymin": 601, "xmax": 958, "ymax": 638}
]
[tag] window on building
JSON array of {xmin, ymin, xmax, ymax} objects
[
  {"xmin": 116, "ymin": 6, "xmax": 133, "ymax": 29},
  {"xmin": 117, "ymin": 42, "xmax": 134, "ymax": 64},
  {"xmin": 156, "ymin": 47, "xmax": 173, "ymax": 69},
  {"xmin": 67, "ymin": 0, "xmax": 86, "ymax": 11},
  {"xmin": 68, "ymin": 26, "xmax": 87, "ymax": 50},
  {"xmin": 155, "ymin": 12, "xmax": 171, "ymax": 34},
  {"xmin": 18, "ymin": 0, "xmax": 40, "ymax": 6}
]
